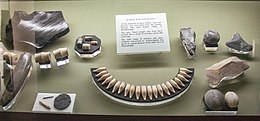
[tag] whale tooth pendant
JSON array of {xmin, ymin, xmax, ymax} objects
[
  {"xmin": 118, "ymin": 82, "xmax": 126, "ymax": 94},
  {"xmin": 129, "ymin": 85, "xmax": 135, "ymax": 98},
  {"xmin": 165, "ymin": 81, "xmax": 175, "ymax": 93},
  {"xmin": 106, "ymin": 78, "xmax": 117, "ymax": 89},
  {"xmin": 152, "ymin": 85, "xmax": 158, "ymax": 99},
  {"xmin": 177, "ymin": 74, "xmax": 189, "ymax": 82},
  {"xmin": 147, "ymin": 85, "xmax": 153, "ymax": 100},
  {"xmin": 93, "ymin": 67, "xmax": 107, "ymax": 73},
  {"xmin": 169, "ymin": 79, "xmax": 181, "ymax": 90},
  {"xmin": 179, "ymin": 71, "xmax": 191, "ymax": 78},
  {"xmin": 102, "ymin": 76, "xmax": 113, "ymax": 85},
  {"xmin": 98, "ymin": 73, "xmax": 110, "ymax": 81},
  {"xmin": 161, "ymin": 83, "xmax": 170, "ymax": 95},
  {"xmin": 180, "ymin": 68, "xmax": 192, "ymax": 73},
  {"xmin": 95, "ymin": 70, "xmax": 108, "ymax": 77},
  {"xmin": 135, "ymin": 86, "xmax": 141, "ymax": 100},
  {"xmin": 156, "ymin": 84, "xmax": 164, "ymax": 97},
  {"xmin": 174, "ymin": 77, "xmax": 185, "ymax": 87},
  {"xmin": 141, "ymin": 86, "xmax": 147, "ymax": 100},
  {"xmin": 124, "ymin": 84, "xmax": 131, "ymax": 97},
  {"xmin": 112, "ymin": 81, "xmax": 121, "ymax": 93}
]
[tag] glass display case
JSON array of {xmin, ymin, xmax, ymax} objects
[{"xmin": 0, "ymin": 0, "xmax": 260, "ymax": 118}]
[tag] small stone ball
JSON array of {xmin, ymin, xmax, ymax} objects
[
  {"xmin": 203, "ymin": 30, "xmax": 220, "ymax": 46},
  {"xmin": 224, "ymin": 91, "xmax": 239, "ymax": 108},
  {"xmin": 204, "ymin": 89, "xmax": 225, "ymax": 111}
]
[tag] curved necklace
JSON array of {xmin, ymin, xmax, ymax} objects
[{"xmin": 90, "ymin": 67, "xmax": 195, "ymax": 106}]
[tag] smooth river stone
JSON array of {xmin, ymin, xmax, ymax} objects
[
  {"xmin": 204, "ymin": 89, "xmax": 225, "ymax": 111},
  {"xmin": 5, "ymin": 11, "xmax": 70, "ymax": 51},
  {"xmin": 205, "ymin": 56, "xmax": 249, "ymax": 88},
  {"xmin": 180, "ymin": 27, "xmax": 196, "ymax": 58},
  {"xmin": 226, "ymin": 33, "xmax": 253, "ymax": 52},
  {"xmin": 224, "ymin": 91, "xmax": 239, "ymax": 108}
]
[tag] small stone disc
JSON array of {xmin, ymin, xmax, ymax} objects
[{"xmin": 54, "ymin": 94, "xmax": 71, "ymax": 110}]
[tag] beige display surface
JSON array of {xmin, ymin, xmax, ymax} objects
[{"xmin": 1, "ymin": 1, "xmax": 260, "ymax": 115}]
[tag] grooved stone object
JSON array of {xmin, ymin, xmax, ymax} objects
[
  {"xmin": 205, "ymin": 56, "xmax": 249, "ymax": 88},
  {"xmin": 180, "ymin": 27, "xmax": 196, "ymax": 59}
]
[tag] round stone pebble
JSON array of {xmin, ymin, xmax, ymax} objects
[
  {"xmin": 204, "ymin": 89, "xmax": 225, "ymax": 111},
  {"xmin": 224, "ymin": 91, "xmax": 239, "ymax": 108}
]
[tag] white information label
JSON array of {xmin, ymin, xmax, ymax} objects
[{"xmin": 116, "ymin": 13, "xmax": 170, "ymax": 55}]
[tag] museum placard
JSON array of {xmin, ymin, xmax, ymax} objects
[{"xmin": 116, "ymin": 13, "xmax": 170, "ymax": 55}]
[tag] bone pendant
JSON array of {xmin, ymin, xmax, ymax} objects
[
  {"xmin": 93, "ymin": 67, "xmax": 107, "ymax": 73},
  {"xmin": 124, "ymin": 84, "xmax": 131, "ymax": 97},
  {"xmin": 156, "ymin": 84, "xmax": 164, "ymax": 97},
  {"xmin": 147, "ymin": 85, "xmax": 153, "ymax": 100},
  {"xmin": 141, "ymin": 86, "xmax": 147, "ymax": 100},
  {"xmin": 152, "ymin": 85, "xmax": 158, "ymax": 99},
  {"xmin": 118, "ymin": 82, "xmax": 126, "ymax": 94},
  {"xmin": 180, "ymin": 68, "xmax": 192, "ymax": 73},
  {"xmin": 112, "ymin": 81, "xmax": 121, "ymax": 93},
  {"xmin": 102, "ymin": 76, "xmax": 113, "ymax": 85},
  {"xmin": 166, "ymin": 81, "xmax": 175, "ymax": 93},
  {"xmin": 169, "ymin": 79, "xmax": 181, "ymax": 90},
  {"xmin": 135, "ymin": 86, "xmax": 141, "ymax": 100},
  {"xmin": 129, "ymin": 85, "xmax": 135, "ymax": 98},
  {"xmin": 174, "ymin": 77, "xmax": 185, "ymax": 87},
  {"xmin": 95, "ymin": 70, "xmax": 108, "ymax": 77},
  {"xmin": 179, "ymin": 71, "xmax": 191, "ymax": 78},
  {"xmin": 106, "ymin": 78, "xmax": 117, "ymax": 89},
  {"xmin": 161, "ymin": 83, "xmax": 170, "ymax": 95},
  {"xmin": 98, "ymin": 73, "xmax": 110, "ymax": 81},
  {"xmin": 177, "ymin": 74, "xmax": 189, "ymax": 82}
]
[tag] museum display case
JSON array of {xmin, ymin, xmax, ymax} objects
[{"xmin": 0, "ymin": 0, "xmax": 260, "ymax": 118}]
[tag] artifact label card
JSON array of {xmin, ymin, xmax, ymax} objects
[{"xmin": 116, "ymin": 13, "xmax": 170, "ymax": 55}]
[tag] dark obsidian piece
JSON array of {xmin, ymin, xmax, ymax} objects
[
  {"xmin": 54, "ymin": 94, "xmax": 71, "ymax": 110},
  {"xmin": 180, "ymin": 27, "xmax": 196, "ymax": 58},
  {"xmin": 203, "ymin": 30, "xmax": 220, "ymax": 47},
  {"xmin": 5, "ymin": 11, "xmax": 70, "ymax": 50},
  {"xmin": 226, "ymin": 33, "xmax": 252, "ymax": 52}
]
